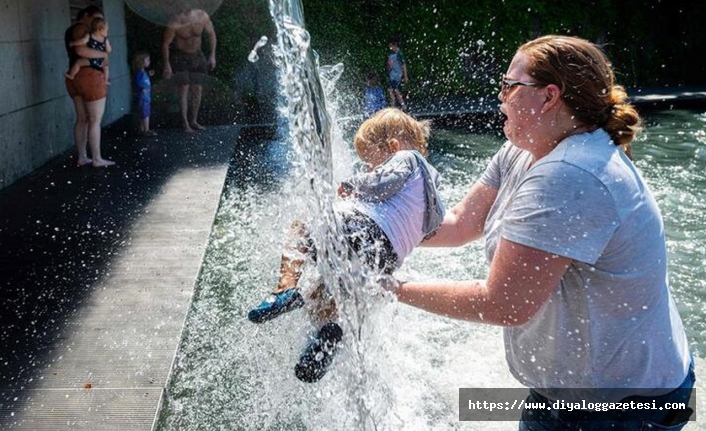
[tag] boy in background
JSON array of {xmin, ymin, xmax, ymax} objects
[
  {"xmin": 387, "ymin": 36, "xmax": 408, "ymax": 111},
  {"xmin": 364, "ymin": 72, "xmax": 387, "ymax": 117}
]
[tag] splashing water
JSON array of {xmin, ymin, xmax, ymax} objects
[
  {"xmin": 268, "ymin": 0, "xmax": 397, "ymax": 427},
  {"xmin": 155, "ymin": 0, "xmax": 706, "ymax": 429},
  {"xmin": 248, "ymin": 36, "xmax": 269, "ymax": 63}
]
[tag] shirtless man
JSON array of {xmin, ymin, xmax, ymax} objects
[{"xmin": 162, "ymin": 6, "xmax": 217, "ymax": 133}]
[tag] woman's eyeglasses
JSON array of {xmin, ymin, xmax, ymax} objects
[{"xmin": 500, "ymin": 76, "xmax": 540, "ymax": 95}]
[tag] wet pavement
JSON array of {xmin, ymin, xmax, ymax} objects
[{"xmin": 0, "ymin": 123, "xmax": 241, "ymax": 429}]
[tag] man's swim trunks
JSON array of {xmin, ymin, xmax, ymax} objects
[{"xmin": 170, "ymin": 49, "xmax": 208, "ymax": 86}]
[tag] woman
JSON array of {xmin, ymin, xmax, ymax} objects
[
  {"xmin": 387, "ymin": 35, "xmax": 694, "ymax": 430},
  {"xmin": 64, "ymin": 5, "xmax": 114, "ymax": 168}
]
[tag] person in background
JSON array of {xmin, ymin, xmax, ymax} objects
[
  {"xmin": 384, "ymin": 35, "xmax": 694, "ymax": 430},
  {"xmin": 65, "ymin": 17, "xmax": 111, "ymax": 85},
  {"xmin": 162, "ymin": 3, "xmax": 217, "ymax": 133},
  {"xmin": 64, "ymin": 5, "xmax": 114, "ymax": 167},
  {"xmin": 364, "ymin": 72, "xmax": 388, "ymax": 117},
  {"xmin": 132, "ymin": 52, "xmax": 157, "ymax": 137},
  {"xmin": 387, "ymin": 36, "xmax": 408, "ymax": 111}
]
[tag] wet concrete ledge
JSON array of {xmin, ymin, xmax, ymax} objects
[{"xmin": 0, "ymin": 123, "xmax": 246, "ymax": 429}]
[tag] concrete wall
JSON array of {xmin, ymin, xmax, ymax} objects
[{"xmin": 0, "ymin": 0, "xmax": 130, "ymax": 190}]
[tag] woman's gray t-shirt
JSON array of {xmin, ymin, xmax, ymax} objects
[{"xmin": 480, "ymin": 129, "xmax": 690, "ymax": 401}]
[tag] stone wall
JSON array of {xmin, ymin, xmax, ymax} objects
[{"xmin": 0, "ymin": 0, "xmax": 130, "ymax": 190}]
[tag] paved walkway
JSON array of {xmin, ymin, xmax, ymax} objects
[{"xmin": 0, "ymin": 124, "xmax": 240, "ymax": 429}]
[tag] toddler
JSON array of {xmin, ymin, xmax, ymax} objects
[
  {"xmin": 65, "ymin": 17, "xmax": 111, "ymax": 83},
  {"xmin": 248, "ymin": 108, "xmax": 445, "ymax": 383},
  {"xmin": 132, "ymin": 52, "xmax": 156, "ymax": 136},
  {"xmin": 364, "ymin": 72, "xmax": 387, "ymax": 117}
]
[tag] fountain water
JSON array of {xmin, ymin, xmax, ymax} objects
[{"xmin": 156, "ymin": 1, "xmax": 706, "ymax": 430}]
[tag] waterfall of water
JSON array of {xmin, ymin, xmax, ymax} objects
[{"xmin": 267, "ymin": 1, "xmax": 402, "ymax": 428}]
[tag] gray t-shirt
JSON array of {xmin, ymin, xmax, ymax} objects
[
  {"xmin": 480, "ymin": 129, "xmax": 690, "ymax": 401},
  {"xmin": 339, "ymin": 150, "xmax": 445, "ymax": 264}
]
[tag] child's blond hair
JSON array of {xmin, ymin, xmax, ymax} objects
[
  {"xmin": 131, "ymin": 52, "xmax": 150, "ymax": 74},
  {"xmin": 354, "ymin": 108, "xmax": 431, "ymax": 157}
]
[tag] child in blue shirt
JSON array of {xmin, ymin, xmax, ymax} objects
[
  {"xmin": 364, "ymin": 72, "xmax": 387, "ymax": 117},
  {"xmin": 132, "ymin": 52, "xmax": 157, "ymax": 136},
  {"xmin": 387, "ymin": 37, "xmax": 408, "ymax": 111}
]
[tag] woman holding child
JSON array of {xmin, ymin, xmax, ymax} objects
[
  {"xmin": 388, "ymin": 35, "xmax": 694, "ymax": 430},
  {"xmin": 64, "ymin": 5, "xmax": 114, "ymax": 168}
]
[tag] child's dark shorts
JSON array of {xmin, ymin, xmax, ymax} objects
[
  {"xmin": 388, "ymin": 79, "xmax": 402, "ymax": 90},
  {"xmin": 304, "ymin": 210, "xmax": 398, "ymax": 275}
]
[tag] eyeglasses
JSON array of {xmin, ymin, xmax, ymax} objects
[{"xmin": 500, "ymin": 76, "xmax": 540, "ymax": 95}]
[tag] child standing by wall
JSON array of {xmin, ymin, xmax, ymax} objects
[
  {"xmin": 132, "ymin": 52, "xmax": 157, "ymax": 136},
  {"xmin": 387, "ymin": 36, "xmax": 408, "ymax": 111},
  {"xmin": 65, "ymin": 18, "xmax": 111, "ymax": 84},
  {"xmin": 247, "ymin": 108, "xmax": 445, "ymax": 383},
  {"xmin": 363, "ymin": 72, "xmax": 388, "ymax": 117}
]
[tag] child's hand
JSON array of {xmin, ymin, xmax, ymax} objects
[
  {"xmin": 377, "ymin": 275, "xmax": 400, "ymax": 296},
  {"xmin": 336, "ymin": 184, "xmax": 355, "ymax": 199}
]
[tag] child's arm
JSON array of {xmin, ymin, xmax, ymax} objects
[
  {"xmin": 339, "ymin": 152, "xmax": 416, "ymax": 202},
  {"xmin": 70, "ymin": 25, "xmax": 107, "ymax": 59},
  {"xmin": 105, "ymin": 38, "xmax": 112, "ymax": 54},
  {"xmin": 69, "ymin": 34, "xmax": 90, "ymax": 47}
]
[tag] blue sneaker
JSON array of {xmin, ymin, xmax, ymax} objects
[
  {"xmin": 247, "ymin": 289, "xmax": 305, "ymax": 323},
  {"xmin": 294, "ymin": 322, "xmax": 343, "ymax": 383}
]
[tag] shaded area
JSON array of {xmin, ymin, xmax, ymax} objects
[
  {"xmin": 125, "ymin": 0, "xmax": 279, "ymax": 128},
  {"xmin": 154, "ymin": 124, "xmax": 296, "ymax": 430},
  {"xmin": 225, "ymin": 125, "xmax": 290, "ymax": 192},
  {"xmin": 0, "ymin": 121, "xmax": 237, "ymax": 398}
]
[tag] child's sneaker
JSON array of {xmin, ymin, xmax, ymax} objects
[
  {"xmin": 247, "ymin": 289, "xmax": 305, "ymax": 323},
  {"xmin": 294, "ymin": 322, "xmax": 343, "ymax": 383}
]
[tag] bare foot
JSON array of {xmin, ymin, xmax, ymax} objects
[
  {"xmin": 92, "ymin": 159, "xmax": 116, "ymax": 168},
  {"xmin": 183, "ymin": 124, "xmax": 194, "ymax": 133},
  {"xmin": 77, "ymin": 157, "xmax": 92, "ymax": 167},
  {"xmin": 190, "ymin": 122, "xmax": 206, "ymax": 130}
]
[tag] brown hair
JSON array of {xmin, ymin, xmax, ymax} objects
[
  {"xmin": 90, "ymin": 17, "xmax": 108, "ymax": 34},
  {"xmin": 354, "ymin": 108, "xmax": 431, "ymax": 157},
  {"xmin": 132, "ymin": 52, "xmax": 150, "ymax": 73},
  {"xmin": 77, "ymin": 5, "xmax": 102, "ymax": 21},
  {"xmin": 519, "ymin": 35, "xmax": 642, "ymax": 158}
]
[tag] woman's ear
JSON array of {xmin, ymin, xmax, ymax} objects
[
  {"xmin": 540, "ymin": 84, "xmax": 562, "ymax": 114},
  {"xmin": 387, "ymin": 138, "xmax": 402, "ymax": 153}
]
